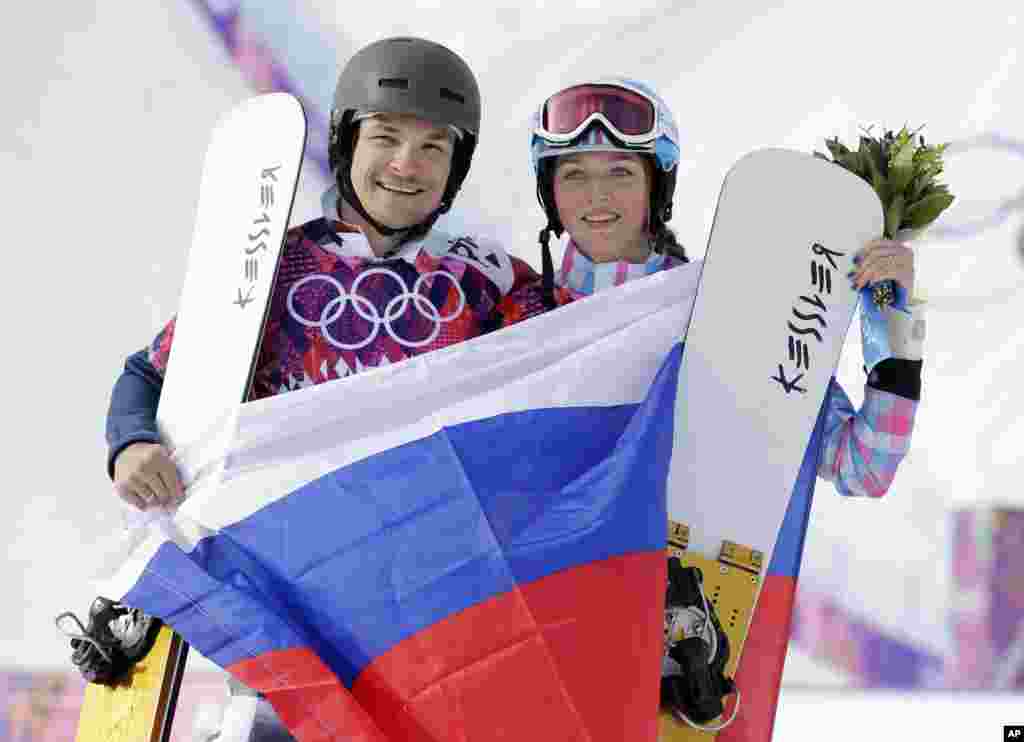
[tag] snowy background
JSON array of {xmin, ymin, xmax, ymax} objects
[{"xmin": 2, "ymin": 0, "xmax": 1023, "ymax": 738}]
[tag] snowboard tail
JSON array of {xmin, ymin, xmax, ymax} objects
[
  {"xmin": 75, "ymin": 626, "xmax": 186, "ymax": 742},
  {"xmin": 659, "ymin": 523, "xmax": 763, "ymax": 740},
  {"xmin": 660, "ymin": 395, "xmax": 830, "ymax": 741}
]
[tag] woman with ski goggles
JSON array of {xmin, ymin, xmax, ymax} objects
[
  {"xmin": 502, "ymin": 76, "xmax": 922, "ymax": 499},
  {"xmin": 496, "ymin": 78, "xmax": 926, "ymax": 724},
  {"xmin": 524, "ymin": 79, "xmax": 689, "ymax": 311}
]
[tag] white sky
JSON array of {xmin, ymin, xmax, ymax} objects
[{"xmin": 2, "ymin": 0, "xmax": 1022, "ymax": 709}]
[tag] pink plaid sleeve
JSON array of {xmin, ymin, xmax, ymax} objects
[
  {"xmin": 146, "ymin": 315, "xmax": 177, "ymax": 377},
  {"xmin": 817, "ymin": 380, "xmax": 918, "ymax": 498}
]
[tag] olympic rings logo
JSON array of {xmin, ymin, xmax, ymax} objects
[{"xmin": 286, "ymin": 268, "xmax": 466, "ymax": 350}]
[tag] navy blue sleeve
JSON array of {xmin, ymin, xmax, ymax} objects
[{"xmin": 105, "ymin": 349, "xmax": 165, "ymax": 479}]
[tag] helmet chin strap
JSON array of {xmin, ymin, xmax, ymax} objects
[
  {"xmin": 336, "ymin": 163, "xmax": 454, "ymax": 248},
  {"xmin": 337, "ymin": 166, "xmax": 411, "ymax": 238}
]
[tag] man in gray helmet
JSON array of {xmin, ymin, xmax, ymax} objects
[
  {"xmin": 107, "ymin": 35, "xmax": 536, "ymax": 520},
  {"xmin": 328, "ymin": 35, "xmax": 481, "ymax": 247},
  {"xmin": 73, "ymin": 36, "xmax": 537, "ymax": 741}
]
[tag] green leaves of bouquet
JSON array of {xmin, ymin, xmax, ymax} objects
[{"xmin": 813, "ymin": 126, "xmax": 954, "ymax": 238}]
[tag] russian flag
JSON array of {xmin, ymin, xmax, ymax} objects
[{"xmin": 101, "ymin": 264, "xmax": 702, "ymax": 741}]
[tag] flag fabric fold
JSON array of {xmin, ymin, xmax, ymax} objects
[{"xmin": 101, "ymin": 263, "xmax": 702, "ymax": 741}]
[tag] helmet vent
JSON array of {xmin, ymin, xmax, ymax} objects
[
  {"xmin": 378, "ymin": 78, "xmax": 409, "ymax": 90},
  {"xmin": 440, "ymin": 87, "xmax": 465, "ymax": 104}
]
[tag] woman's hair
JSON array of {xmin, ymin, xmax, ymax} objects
[
  {"xmin": 652, "ymin": 225, "xmax": 688, "ymax": 263},
  {"xmin": 639, "ymin": 155, "xmax": 688, "ymax": 263}
]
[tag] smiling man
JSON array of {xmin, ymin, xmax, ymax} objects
[
  {"xmin": 107, "ymin": 36, "xmax": 536, "ymax": 507},
  {"xmin": 83, "ymin": 36, "xmax": 538, "ymax": 742}
]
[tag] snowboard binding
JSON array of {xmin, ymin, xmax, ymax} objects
[
  {"xmin": 56, "ymin": 597, "xmax": 162, "ymax": 684},
  {"xmin": 661, "ymin": 556, "xmax": 740, "ymax": 731}
]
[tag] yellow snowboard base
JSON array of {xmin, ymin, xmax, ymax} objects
[
  {"xmin": 75, "ymin": 625, "xmax": 188, "ymax": 742},
  {"xmin": 658, "ymin": 522, "xmax": 762, "ymax": 740}
]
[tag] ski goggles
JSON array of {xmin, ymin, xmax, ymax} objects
[{"xmin": 535, "ymin": 83, "xmax": 658, "ymax": 147}]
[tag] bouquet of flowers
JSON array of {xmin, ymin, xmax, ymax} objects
[
  {"xmin": 814, "ymin": 125, "xmax": 955, "ymax": 238},
  {"xmin": 814, "ymin": 125, "xmax": 955, "ymax": 306}
]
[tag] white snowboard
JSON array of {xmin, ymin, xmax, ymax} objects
[
  {"xmin": 159, "ymin": 92, "xmax": 306, "ymax": 450},
  {"xmin": 670, "ymin": 147, "xmax": 882, "ymax": 565},
  {"xmin": 81, "ymin": 92, "xmax": 306, "ymax": 742},
  {"xmin": 662, "ymin": 148, "xmax": 882, "ymax": 740}
]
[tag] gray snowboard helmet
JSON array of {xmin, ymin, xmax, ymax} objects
[{"xmin": 328, "ymin": 37, "xmax": 481, "ymax": 239}]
